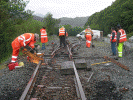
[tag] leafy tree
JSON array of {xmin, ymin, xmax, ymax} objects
[
  {"xmin": 0, "ymin": 0, "xmax": 31, "ymax": 63},
  {"xmin": 59, "ymin": 24, "xmax": 84, "ymax": 36},
  {"xmin": 84, "ymin": 0, "xmax": 133, "ymax": 37},
  {"xmin": 43, "ymin": 12, "xmax": 60, "ymax": 35}
]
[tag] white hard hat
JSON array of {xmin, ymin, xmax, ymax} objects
[{"xmin": 34, "ymin": 33, "xmax": 39, "ymax": 41}]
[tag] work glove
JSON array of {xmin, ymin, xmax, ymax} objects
[{"xmin": 8, "ymin": 62, "xmax": 18, "ymax": 71}]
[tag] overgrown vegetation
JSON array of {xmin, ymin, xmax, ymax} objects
[
  {"xmin": 84, "ymin": 0, "xmax": 133, "ymax": 36},
  {"xmin": 0, "ymin": 0, "xmax": 43, "ymax": 63}
]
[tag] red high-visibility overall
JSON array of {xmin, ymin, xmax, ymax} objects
[
  {"xmin": 85, "ymin": 29, "xmax": 93, "ymax": 48},
  {"xmin": 86, "ymin": 34, "xmax": 92, "ymax": 47},
  {"xmin": 11, "ymin": 33, "xmax": 35, "ymax": 63}
]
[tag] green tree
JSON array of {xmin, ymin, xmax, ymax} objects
[
  {"xmin": 84, "ymin": 0, "xmax": 133, "ymax": 37},
  {"xmin": 43, "ymin": 12, "xmax": 60, "ymax": 35},
  {"xmin": 0, "ymin": 0, "xmax": 31, "ymax": 63}
]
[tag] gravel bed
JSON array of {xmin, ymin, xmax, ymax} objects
[
  {"xmin": 0, "ymin": 57, "xmax": 37, "ymax": 100},
  {"xmin": 0, "ymin": 36, "xmax": 58, "ymax": 100},
  {"xmin": 75, "ymin": 37, "xmax": 133, "ymax": 100},
  {"xmin": 0, "ymin": 36, "xmax": 133, "ymax": 100}
]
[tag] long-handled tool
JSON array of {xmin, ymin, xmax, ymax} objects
[{"xmin": 92, "ymin": 36, "xmax": 95, "ymax": 48}]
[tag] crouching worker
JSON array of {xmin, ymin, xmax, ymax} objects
[{"xmin": 8, "ymin": 33, "xmax": 39, "ymax": 71}]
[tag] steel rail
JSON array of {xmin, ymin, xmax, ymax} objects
[
  {"xmin": 67, "ymin": 45, "xmax": 73, "ymax": 60},
  {"xmin": 19, "ymin": 61, "xmax": 42, "ymax": 100},
  {"xmin": 51, "ymin": 45, "xmax": 60, "ymax": 57},
  {"xmin": 51, "ymin": 45, "xmax": 65, "ymax": 58},
  {"xmin": 67, "ymin": 42, "xmax": 87, "ymax": 100},
  {"xmin": 104, "ymin": 56, "xmax": 130, "ymax": 71},
  {"xmin": 72, "ymin": 61, "xmax": 87, "ymax": 100}
]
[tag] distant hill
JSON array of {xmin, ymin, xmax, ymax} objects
[
  {"xmin": 33, "ymin": 15, "xmax": 44, "ymax": 22},
  {"xmin": 59, "ymin": 17, "xmax": 89, "ymax": 28},
  {"xmin": 33, "ymin": 14, "xmax": 89, "ymax": 28}
]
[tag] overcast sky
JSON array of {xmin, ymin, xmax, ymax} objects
[{"xmin": 24, "ymin": 0, "xmax": 116, "ymax": 18}]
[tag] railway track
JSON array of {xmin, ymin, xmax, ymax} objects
[
  {"xmin": 19, "ymin": 37, "xmax": 130, "ymax": 100},
  {"xmin": 20, "ymin": 39, "xmax": 87, "ymax": 100}
]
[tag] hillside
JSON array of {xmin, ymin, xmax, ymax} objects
[
  {"xmin": 33, "ymin": 15, "xmax": 89, "ymax": 28},
  {"xmin": 84, "ymin": 0, "xmax": 133, "ymax": 37}
]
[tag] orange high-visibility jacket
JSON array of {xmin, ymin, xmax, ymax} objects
[
  {"xmin": 59, "ymin": 27, "xmax": 65, "ymax": 36},
  {"xmin": 118, "ymin": 29, "xmax": 127, "ymax": 43},
  {"xmin": 40, "ymin": 28, "xmax": 48, "ymax": 43},
  {"xmin": 85, "ymin": 28, "xmax": 93, "ymax": 38},
  {"xmin": 110, "ymin": 30, "xmax": 117, "ymax": 42},
  {"xmin": 12, "ymin": 33, "xmax": 36, "ymax": 49}
]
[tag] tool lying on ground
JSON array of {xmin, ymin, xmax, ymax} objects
[
  {"xmin": 104, "ymin": 56, "xmax": 130, "ymax": 71},
  {"xmin": 15, "ymin": 62, "xmax": 25, "ymax": 68},
  {"xmin": 91, "ymin": 61, "xmax": 111, "ymax": 66},
  {"xmin": 22, "ymin": 48, "xmax": 44, "ymax": 64}
]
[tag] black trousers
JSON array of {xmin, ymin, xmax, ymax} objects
[{"xmin": 59, "ymin": 36, "xmax": 66, "ymax": 47}]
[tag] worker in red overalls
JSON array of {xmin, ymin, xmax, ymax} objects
[
  {"xmin": 8, "ymin": 33, "xmax": 39, "ymax": 71},
  {"xmin": 40, "ymin": 26, "xmax": 48, "ymax": 50},
  {"xmin": 85, "ymin": 26, "xmax": 93, "ymax": 48}
]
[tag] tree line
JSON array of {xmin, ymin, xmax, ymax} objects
[
  {"xmin": 43, "ymin": 12, "xmax": 84, "ymax": 36},
  {"xmin": 0, "ymin": 0, "xmax": 43, "ymax": 63},
  {"xmin": 0, "ymin": 0, "xmax": 83, "ymax": 63},
  {"xmin": 84, "ymin": 0, "xmax": 133, "ymax": 38}
]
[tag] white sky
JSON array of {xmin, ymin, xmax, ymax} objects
[{"xmin": 24, "ymin": 0, "xmax": 116, "ymax": 18}]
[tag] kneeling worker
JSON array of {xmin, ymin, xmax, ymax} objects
[
  {"xmin": 85, "ymin": 26, "xmax": 93, "ymax": 48},
  {"xmin": 8, "ymin": 33, "xmax": 39, "ymax": 71}
]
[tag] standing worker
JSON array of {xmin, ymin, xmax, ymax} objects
[
  {"xmin": 40, "ymin": 26, "xmax": 48, "ymax": 50},
  {"xmin": 116, "ymin": 25, "xmax": 127, "ymax": 59},
  {"xmin": 58, "ymin": 26, "xmax": 67, "ymax": 47},
  {"xmin": 8, "ymin": 33, "xmax": 39, "ymax": 71},
  {"xmin": 110, "ymin": 27, "xmax": 117, "ymax": 56},
  {"xmin": 85, "ymin": 26, "xmax": 93, "ymax": 48}
]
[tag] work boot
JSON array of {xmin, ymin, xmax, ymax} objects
[{"xmin": 114, "ymin": 57, "xmax": 122, "ymax": 60}]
